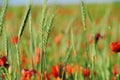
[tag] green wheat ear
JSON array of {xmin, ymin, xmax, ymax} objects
[
  {"xmin": 18, "ymin": 3, "xmax": 31, "ymax": 40},
  {"xmin": 81, "ymin": 1, "xmax": 86, "ymax": 31},
  {"xmin": 44, "ymin": 14, "xmax": 55, "ymax": 49},
  {"xmin": 39, "ymin": 0, "xmax": 47, "ymax": 50},
  {"xmin": 0, "ymin": 0, "xmax": 8, "ymax": 36}
]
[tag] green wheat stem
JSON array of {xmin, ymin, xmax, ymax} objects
[
  {"xmin": 15, "ymin": 44, "xmax": 21, "ymax": 78},
  {"xmin": 63, "ymin": 31, "xmax": 73, "ymax": 79},
  {"xmin": 64, "ymin": 46, "xmax": 72, "ymax": 66},
  {"xmin": 39, "ymin": 0, "xmax": 47, "ymax": 75},
  {"xmin": 64, "ymin": 31, "xmax": 73, "ymax": 66},
  {"xmin": 65, "ymin": 16, "xmax": 75, "ymax": 35},
  {"xmin": 92, "ymin": 34, "xmax": 97, "ymax": 80},
  {"xmin": 44, "ymin": 14, "xmax": 54, "ymax": 50},
  {"xmin": 81, "ymin": 1, "xmax": 88, "ymax": 66},
  {"xmin": 16, "ymin": 1, "xmax": 31, "ymax": 79},
  {"xmin": 0, "ymin": 0, "xmax": 8, "ymax": 36},
  {"xmin": 4, "ymin": 32, "xmax": 8, "ymax": 57},
  {"xmin": 39, "ymin": 0, "xmax": 47, "ymax": 48},
  {"xmin": 42, "ymin": 14, "xmax": 54, "ymax": 71},
  {"xmin": 29, "ymin": 9, "xmax": 35, "ymax": 72},
  {"xmin": 29, "ymin": 0, "xmax": 34, "ymax": 54}
]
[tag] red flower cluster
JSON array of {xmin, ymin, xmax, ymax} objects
[
  {"xmin": 110, "ymin": 41, "xmax": 120, "ymax": 53},
  {"xmin": 21, "ymin": 69, "xmax": 36, "ymax": 80}
]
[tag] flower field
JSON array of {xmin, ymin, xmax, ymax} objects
[{"xmin": 0, "ymin": 0, "xmax": 120, "ymax": 80}]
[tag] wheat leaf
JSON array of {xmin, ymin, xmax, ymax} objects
[{"xmin": 18, "ymin": 3, "xmax": 31, "ymax": 40}]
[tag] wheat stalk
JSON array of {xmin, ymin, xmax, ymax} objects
[
  {"xmin": 81, "ymin": 1, "xmax": 86, "ymax": 31},
  {"xmin": 0, "ymin": 0, "xmax": 8, "ymax": 36},
  {"xmin": 44, "ymin": 14, "xmax": 54, "ymax": 49}
]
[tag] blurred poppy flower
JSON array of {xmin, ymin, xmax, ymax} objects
[
  {"xmin": 2, "ymin": 73, "xmax": 5, "ymax": 80},
  {"xmin": 110, "ymin": 41, "xmax": 120, "ymax": 53},
  {"xmin": 11, "ymin": 36, "xmax": 18, "ymax": 44},
  {"xmin": 95, "ymin": 18, "xmax": 101, "ymax": 25},
  {"xmin": 35, "ymin": 47, "xmax": 40, "ymax": 64},
  {"xmin": 5, "ymin": 12, "xmax": 12, "ymax": 20},
  {"xmin": 67, "ymin": 39, "xmax": 71, "ymax": 47},
  {"xmin": 87, "ymin": 34, "xmax": 93, "ymax": 45},
  {"xmin": 43, "ymin": 72, "xmax": 51, "ymax": 80},
  {"xmin": 21, "ymin": 53, "xmax": 28, "ymax": 68},
  {"xmin": 55, "ymin": 77, "xmax": 61, "ymax": 80},
  {"xmin": 82, "ymin": 68, "xmax": 90, "ymax": 77},
  {"xmin": 95, "ymin": 33, "xmax": 102, "ymax": 43},
  {"xmin": 21, "ymin": 69, "xmax": 36, "ymax": 80},
  {"xmin": 94, "ymin": 70, "xmax": 97, "ymax": 77},
  {"xmin": 66, "ymin": 64, "xmax": 72, "ymax": 76},
  {"xmin": 0, "ymin": 56, "xmax": 9, "ymax": 68},
  {"xmin": 37, "ymin": 72, "xmax": 41, "ymax": 80},
  {"xmin": 52, "ymin": 65, "xmax": 59, "ymax": 78},
  {"xmin": 111, "ymin": 76, "xmax": 116, "ymax": 80},
  {"xmin": 54, "ymin": 35, "xmax": 61, "ymax": 45},
  {"xmin": 112, "ymin": 64, "xmax": 118, "ymax": 76}
]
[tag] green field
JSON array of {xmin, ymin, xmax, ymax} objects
[{"xmin": 0, "ymin": 1, "xmax": 120, "ymax": 80}]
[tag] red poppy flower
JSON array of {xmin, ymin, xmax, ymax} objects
[
  {"xmin": 0, "ymin": 56, "xmax": 9, "ymax": 68},
  {"xmin": 37, "ymin": 72, "xmax": 41, "ymax": 80},
  {"xmin": 11, "ymin": 36, "xmax": 18, "ymax": 44},
  {"xmin": 35, "ymin": 47, "xmax": 40, "ymax": 64},
  {"xmin": 0, "ymin": 56, "xmax": 7, "ymax": 66},
  {"xmin": 54, "ymin": 35, "xmax": 61, "ymax": 45},
  {"xmin": 110, "ymin": 41, "xmax": 120, "ymax": 53},
  {"xmin": 20, "ymin": 53, "xmax": 28, "ymax": 68},
  {"xmin": 111, "ymin": 76, "xmax": 116, "ymax": 80},
  {"xmin": 21, "ymin": 69, "xmax": 36, "ymax": 80},
  {"xmin": 112, "ymin": 64, "xmax": 118, "ymax": 76},
  {"xmin": 43, "ymin": 72, "xmax": 51, "ymax": 80},
  {"xmin": 2, "ymin": 73, "xmax": 5, "ymax": 80},
  {"xmin": 83, "ymin": 68, "xmax": 90, "ymax": 77},
  {"xmin": 66, "ymin": 64, "xmax": 72, "ymax": 76},
  {"xmin": 87, "ymin": 34, "xmax": 93, "ymax": 45},
  {"xmin": 52, "ymin": 65, "xmax": 59, "ymax": 78}
]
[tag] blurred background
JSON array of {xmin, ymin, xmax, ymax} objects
[
  {"xmin": 0, "ymin": 0, "xmax": 119, "ymax": 6},
  {"xmin": 0, "ymin": 0, "xmax": 120, "ymax": 37}
]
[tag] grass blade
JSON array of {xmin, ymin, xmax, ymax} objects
[
  {"xmin": 18, "ymin": 3, "xmax": 31, "ymax": 40},
  {"xmin": 29, "ymin": 9, "xmax": 34, "ymax": 53}
]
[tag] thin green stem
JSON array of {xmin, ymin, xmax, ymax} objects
[{"xmin": 15, "ymin": 44, "xmax": 21, "ymax": 78}]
